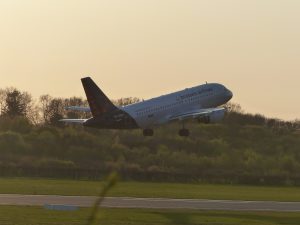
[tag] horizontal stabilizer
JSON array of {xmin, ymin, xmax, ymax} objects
[
  {"xmin": 59, "ymin": 119, "xmax": 87, "ymax": 124},
  {"xmin": 66, "ymin": 106, "xmax": 91, "ymax": 112}
]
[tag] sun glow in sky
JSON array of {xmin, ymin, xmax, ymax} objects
[{"xmin": 0, "ymin": 0, "xmax": 299, "ymax": 120}]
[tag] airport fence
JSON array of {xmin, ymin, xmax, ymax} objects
[{"xmin": 0, "ymin": 165, "xmax": 300, "ymax": 186}]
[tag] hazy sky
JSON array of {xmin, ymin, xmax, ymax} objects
[{"xmin": 0, "ymin": 0, "xmax": 299, "ymax": 120}]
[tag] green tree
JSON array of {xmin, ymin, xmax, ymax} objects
[
  {"xmin": 40, "ymin": 95, "xmax": 64, "ymax": 126},
  {"xmin": 1, "ymin": 89, "xmax": 32, "ymax": 118}
]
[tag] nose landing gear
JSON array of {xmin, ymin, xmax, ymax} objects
[
  {"xmin": 178, "ymin": 121, "xmax": 190, "ymax": 137},
  {"xmin": 143, "ymin": 129, "xmax": 154, "ymax": 136}
]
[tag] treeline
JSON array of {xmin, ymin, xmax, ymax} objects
[
  {"xmin": 0, "ymin": 87, "xmax": 140, "ymax": 125},
  {"xmin": 0, "ymin": 87, "xmax": 299, "ymax": 185}
]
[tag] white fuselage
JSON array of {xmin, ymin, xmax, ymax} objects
[{"xmin": 122, "ymin": 83, "xmax": 232, "ymax": 129}]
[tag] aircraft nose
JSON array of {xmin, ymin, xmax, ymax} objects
[{"xmin": 227, "ymin": 89, "xmax": 233, "ymax": 100}]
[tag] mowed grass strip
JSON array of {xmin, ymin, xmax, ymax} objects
[
  {"xmin": 1, "ymin": 177, "xmax": 300, "ymax": 202},
  {"xmin": 0, "ymin": 206, "xmax": 300, "ymax": 225}
]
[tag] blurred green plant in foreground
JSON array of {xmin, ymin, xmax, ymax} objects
[{"xmin": 86, "ymin": 172, "xmax": 118, "ymax": 225}]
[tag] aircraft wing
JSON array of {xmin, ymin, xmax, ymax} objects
[
  {"xmin": 66, "ymin": 106, "xmax": 91, "ymax": 112},
  {"xmin": 59, "ymin": 119, "xmax": 87, "ymax": 124},
  {"xmin": 168, "ymin": 107, "xmax": 225, "ymax": 121}
]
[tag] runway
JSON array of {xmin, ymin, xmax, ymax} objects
[{"xmin": 0, "ymin": 194, "xmax": 300, "ymax": 212}]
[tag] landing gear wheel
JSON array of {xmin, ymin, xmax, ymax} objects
[
  {"xmin": 178, "ymin": 129, "xmax": 190, "ymax": 137},
  {"xmin": 143, "ymin": 129, "xmax": 154, "ymax": 136}
]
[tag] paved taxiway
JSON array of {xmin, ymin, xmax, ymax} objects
[{"xmin": 0, "ymin": 194, "xmax": 300, "ymax": 212}]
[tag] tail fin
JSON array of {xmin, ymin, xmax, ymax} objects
[{"xmin": 81, "ymin": 77, "xmax": 117, "ymax": 117}]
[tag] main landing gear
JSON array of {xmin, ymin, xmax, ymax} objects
[
  {"xmin": 142, "ymin": 125, "xmax": 190, "ymax": 137},
  {"xmin": 178, "ymin": 128, "xmax": 190, "ymax": 137},
  {"xmin": 178, "ymin": 122, "xmax": 190, "ymax": 137},
  {"xmin": 143, "ymin": 129, "xmax": 154, "ymax": 136}
]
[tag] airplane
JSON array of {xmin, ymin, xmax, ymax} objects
[{"xmin": 61, "ymin": 77, "xmax": 233, "ymax": 136}]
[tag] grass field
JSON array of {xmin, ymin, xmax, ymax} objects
[
  {"xmin": 0, "ymin": 206, "xmax": 300, "ymax": 225},
  {"xmin": 1, "ymin": 177, "xmax": 300, "ymax": 202}
]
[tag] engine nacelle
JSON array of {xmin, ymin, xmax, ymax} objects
[{"xmin": 198, "ymin": 109, "xmax": 225, "ymax": 124}]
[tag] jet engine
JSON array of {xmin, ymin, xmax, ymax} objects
[{"xmin": 198, "ymin": 108, "xmax": 225, "ymax": 124}]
